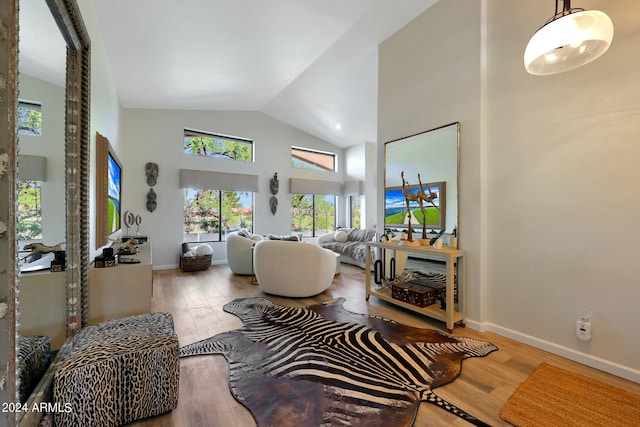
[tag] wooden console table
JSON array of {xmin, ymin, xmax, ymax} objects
[
  {"xmin": 89, "ymin": 242, "xmax": 153, "ymax": 324},
  {"xmin": 365, "ymin": 241, "xmax": 464, "ymax": 331}
]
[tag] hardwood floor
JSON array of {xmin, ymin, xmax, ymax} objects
[{"xmin": 130, "ymin": 264, "xmax": 640, "ymax": 426}]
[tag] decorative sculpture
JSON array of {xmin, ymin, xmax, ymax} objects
[
  {"xmin": 21, "ymin": 242, "xmax": 65, "ymax": 263},
  {"xmin": 145, "ymin": 162, "xmax": 159, "ymax": 186},
  {"xmin": 400, "ymin": 171, "xmax": 420, "ymax": 246},
  {"xmin": 269, "ymin": 196, "xmax": 278, "ymax": 215},
  {"xmin": 270, "ymin": 172, "xmax": 279, "ymax": 195},
  {"xmin": 417, "ymin": 173, "xmax": 439, "ymax": 240}
]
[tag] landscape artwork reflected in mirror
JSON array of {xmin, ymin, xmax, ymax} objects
[
  {"xmin": 107, "ymin": 151, "xmax": 122, "ymax": 235},
  {"xmin": 385, "ymin": 181, "xmax": 445, "ymax": 231}
]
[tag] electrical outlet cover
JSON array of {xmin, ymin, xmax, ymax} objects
[{"xmin": 576, "ymin": 320, "xmax": 592, "ymax": 341}]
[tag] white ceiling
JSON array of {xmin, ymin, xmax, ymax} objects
[{"xmin": 20, "ymin": 0, "xmax": 438, "ymax": 147}]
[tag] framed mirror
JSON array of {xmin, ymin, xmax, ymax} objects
[
  {"xmin": 384, "ymin": 122, "xmax": 460, "ymax": 240},
  {"xmin": 0, "ymin": 0, "xmax": 90, "ymax": 423},
  {"xmin": 17, "ymin": 0, "xmax": 67, "ymax": 351}
]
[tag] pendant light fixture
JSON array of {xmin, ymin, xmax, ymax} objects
[{"xmin": 524, "ymin": 0, "xmax": 613, "ymax": 75}]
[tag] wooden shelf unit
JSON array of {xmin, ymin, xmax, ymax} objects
[{"xmin": 365, "ymin": 241, "xmax": 464, "ymax": 331}]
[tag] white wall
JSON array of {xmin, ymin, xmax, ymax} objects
[
  {"xmin": 18, "ymin": 74, "xmax": 66, "ymax": 245},
  {"xmin": 485, "ymin": 1, "xmax": 640, "ymax": 379},
  {"xmin": 120, "ymin": 109, "xmax": 344, "ymax": 268},
  {"xmin": 379, "ymin": 0, "xmax": 640, "ymax": 381},
  {"xmin": 344, "ymin": 143, "xmax": 366, "ymax": 228}
]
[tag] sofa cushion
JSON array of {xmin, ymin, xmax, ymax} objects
[
  {"xmin": 346, "ymin": 228, "xmax": 376, "ymax": 243},
  {"xmin": 267, "ymin": 233, "xmax": 300, "ymax": 241},
  {"xmin": 236, "ymin": 229, "xmax": 253, "ymax": 239},
  {"xmin": 334, "ymin": 230, "xmax": 348, "ymax": 242},
  {"xmin": 320, "ymin": 241, "xmax": 370, "ymax": 263}
]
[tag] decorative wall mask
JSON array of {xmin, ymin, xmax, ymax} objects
[
  {"xmin": 147, "ymin": 188, "xmax": 157, "ymax": 212},
  {"xmin": 270, "ymin": 196, "xmax": 278, "ymax": 215},
  {"xmin": 270, "ymin": 172, "xmax": 279, "ymax": 195},
  {"xmin": 146, "ymin": 162, "xmax": 159, "ymax": 186}
]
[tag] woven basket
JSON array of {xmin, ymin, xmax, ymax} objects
[{"xmin": 180, "ymin": 254, "xmax": 212, "ymax": 272}]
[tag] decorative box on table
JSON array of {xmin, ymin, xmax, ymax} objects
[
  {"xmin": 391, "ymin": 270, "xmax": 458, "ymax": 308},
  {"xmin": 391, "ymin": 281, "xmax": 438, "ymax": 307},
  {"xmin": 407, "ymin": 270, "xmax": 458, "ymax": 303}
]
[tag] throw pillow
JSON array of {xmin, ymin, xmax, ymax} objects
[
  {"xmin": 237, "ymin": 229, "xmax": 252, "ymax": 239},
  {"xmin": 334, "ymin": 230, "xmax": 348, "ymax": 242},
  {"xmin": 267, "ymin": 234, "xmax": 299, "ymax": 241}
]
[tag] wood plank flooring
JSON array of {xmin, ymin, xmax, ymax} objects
[{"xmin": 129, "ymin": 264, "xmax": 640, "ymax": 426}]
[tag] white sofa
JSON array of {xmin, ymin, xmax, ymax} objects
[
  {"xmin": 226, "ymin": 230, "xmax": 262, "ymax": 275},
  {"xmin": 317, "ymin": 228, "xmax": 408, "ymax": 278},
  {"xmin": 317, "ymin": 228, "xmax": 376, "ymax": 268},
  {"xmin": 253, "ymin": 240, "xmax": 336, "ymax": 297}
]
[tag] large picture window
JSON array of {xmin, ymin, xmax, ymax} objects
[
  {"xmin": 184, "ymin": 129, "xmax": 253, "ymax": 162},
  {"xmin": 291, "ymin": 194, "xmax": 336, "ymax": 237},
  {"xmin": 291, "ymin": 146, "xmax": 336, "ymax": 171},
  {"xmin": 184, "ymin": 189, "xmax": 253, "ymax": 242}
]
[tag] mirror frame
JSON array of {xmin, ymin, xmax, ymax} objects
[
  {"xmin": 0, "ymin": 0, "xmax": 90, "ymax": 422},
  {"xmin": 383, "ymin": 122, "xmax": 460, "ymax": 240}
]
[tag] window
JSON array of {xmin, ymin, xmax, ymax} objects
[
  {"xmin": 291, "ymin": 147, "xmax": 336, "ymax": 171},
  {"xmin": 350, "ymin": 195, "xmax": 361, "ymax": 229},
  {"xmin": 291, "ymin": 194, "xmax": 336, "ymax": 237},
  {"xmin": 17, "ymin": 100, "xmax": 42, "ymax": 136},
  {"xmin": 184, "ymin": 129, "xmax": 253, "ymax": 162},
  {"xmin": 183, "ymin": 189, "xmax": 253, "ymax": 242},
  {"xmin": 18, "ymin": 180, "xmax": 43, "ymax": 241}
]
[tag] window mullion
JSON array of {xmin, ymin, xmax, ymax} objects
[{"xmin": 218, "ymin": 191, "xmax": 223, "ymax": 241}]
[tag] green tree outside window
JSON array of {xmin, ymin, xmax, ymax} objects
[
  {"xmin": 184, "ymin": 129, "xmax": 252, "ymax": 161},
  {"xmin": 17, "ymin": 101, "xmax": 42, "ymax": 136},
  {"xmin": 291, "ymin": 193, "xmax": 335, "ymax": 237},
  {"xmin": 18, "ymin": 180, "xmax": 43, "ymax": 240},
  {"xmin": 184, "ymin": 189, "xmax": 253, "ymax": 242}
]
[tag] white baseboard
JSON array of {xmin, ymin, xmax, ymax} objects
[
  {"xmin": 152, "ymin": 260, "xmax": 228, "ymax": 270},
  {"xmin": 465, "ymin": 320, "xmax": 640, "ymax": 384},
  {"xmin": 153, "ymin": 264, "xmax": 178, "ymax": 270}
]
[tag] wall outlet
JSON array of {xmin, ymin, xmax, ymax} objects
[{"xmin": 576, "ymin": 314, "xmax": 592, "ymax": 341}]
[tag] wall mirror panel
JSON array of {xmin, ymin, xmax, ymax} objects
[
  {"xmin": 0, "ymin": 0, "xmax": 90, "ymax": 424},
  {"xmin": 17, "ymin": 0, "xmax": 68, "ymax": 351},
  {"xmin": 384, "ymin": 122, "xmax": 460, "ymax": 240}
]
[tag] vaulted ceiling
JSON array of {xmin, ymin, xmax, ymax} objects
[{"xmin": 20, "ymin": 0, "xmax": 438, "ymax": 147}]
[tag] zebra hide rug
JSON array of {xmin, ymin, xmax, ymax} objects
[{"xmin": 179, "ymin": 297, "xmax": 497, "ymax": 426}]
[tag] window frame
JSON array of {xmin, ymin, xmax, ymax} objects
[
  {"xmin": 183, "ymin": 188, "xmax": 254, "ymax": 243},
  {"xmin": 349, "ymin": 195, "xmax": 361, "ymax": 229},
  {"xmin": 17, "ymin": 100, "xmax": 43, "ymax": 136},
  {"xmin": 183, "ymin": 128, "xmax": 254, "ymax": 162},
  {"xmin": 17, "ymin": 179, "xmax": 43, "ymax": 242},
  {"xmin": 291, "ymin": 146, "xmax": 336, "ymax": 172},
  {"xmin": 291, "ymin": 193, "xmax": 336, "ymax": 237}
]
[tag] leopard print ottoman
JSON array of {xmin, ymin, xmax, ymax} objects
[
  {"xmin": 53, "ymin": 312, "xmax": 179, "ymax": 426},
  {"xmin": 17, "ymin": 335, "xmax": 51, "ymax": 403}
]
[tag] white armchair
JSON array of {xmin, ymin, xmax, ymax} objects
[
  {"xmin": 226, "ymin": 231, "xmax": 261, "ymax": 275},
  {"xmin": 253, "ymin": 240, "xmax": 335, "ymax": 297}
]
